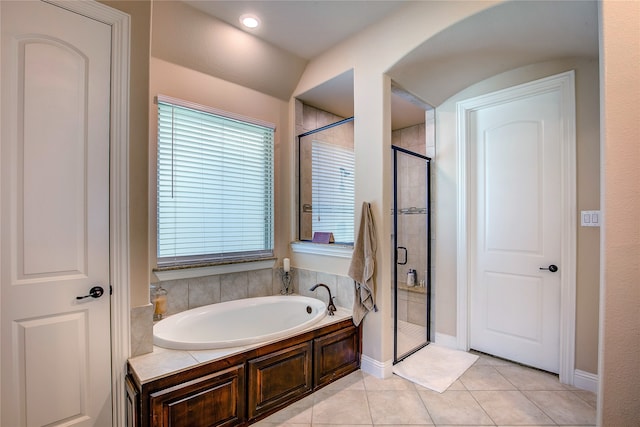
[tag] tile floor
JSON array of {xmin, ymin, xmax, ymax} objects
[{"xmin": 255, "ymin": 352, "xmax": 597, "ymax": 427}]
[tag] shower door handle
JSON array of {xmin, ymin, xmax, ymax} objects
[{"xmin": 397, "ymin": 246, "xmax": 408, "ymax": 265}]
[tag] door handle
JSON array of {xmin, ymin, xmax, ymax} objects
[
  {"xmin": 539, "ymin": 264, "xmax": 559, "ymax": 273},
  {"xmin": 397, "ymin": 246, "xmax": 408, "ymax": 265},
  {"xmin": 76, "ymin": 286, "xmax": 104, "ymax": 300}
]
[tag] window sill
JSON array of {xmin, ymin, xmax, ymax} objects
[
  {"xmin": 290, "ymin": 241, "xmax": 353, "ymax": 259},
  {"xmin": 153, "ymin": 258, "xmax": 276, "ymax": 281}
]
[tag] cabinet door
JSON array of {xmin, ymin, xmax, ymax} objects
[
  {"xmin": 125, "ymin": 375, "xmax": 140, "ymax": 427},
  {"xmin": 150, "ymin": 364, "xmax": 245, "ymax": 427},
  {"xmin": 248, "ymin": 341, "xmax": 312, "ymax": 420},
  {"xmin": 314, "ymin": 326, "xmax": 360, "ymax": 388}
]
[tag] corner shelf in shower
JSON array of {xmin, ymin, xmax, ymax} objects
[{"xmin": 397, "ymin": 283, "xmax": 428, "ymax": 294}]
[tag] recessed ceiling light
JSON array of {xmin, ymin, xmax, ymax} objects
[{"xmin": 240, "ymin": 14, "xmax": 260, "ymax": 29}]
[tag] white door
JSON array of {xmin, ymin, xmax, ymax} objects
[
  {"xmin": 1, "ymin": 1, "xmax": 112, "ymax": 426},
  {"xmin": 467, "ymin": 78, "xmax": 572, "ymax": 373}
]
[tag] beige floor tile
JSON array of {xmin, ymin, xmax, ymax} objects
[
  {"xmin": 523, "ymin": 391, "xmax": 597, "ymax": 425},
  {"xmin": 367, "ymin": 390, "xmax": 433, "ymax": 425},
  {"xmin": 257, "ymin": 394, "xmax": 314, "ymax": 424},
  {"xmin": 312, "ymin": 389, "xmax": 372, "ymax": 424},
  {"xmin": 313, "ymin": 425, "xmax": 371, "ymax": 427},
  {"xmin": 364, "ymin": 373, "xmax": 416, "ymax": 391},
  {"xmin": 459, "ymin": 366, "xmax": 516, "ymax": 391},
  {"xmin": 471, "ymin": 353, "xmax": 517, "ymax": 367},
  {"xmin": 471, "ymin": 390, "xmax": 554, "ymax": 425},
  {"xmin": 252, "ymin": 423, "xmax": 310, "ymax": 427},
  {"xmin": 495, "ymin": 365, "xmax": 565, "ymax": 390},
  {"xmin": 323, "ymin": 370, "xmax": 366, "ymax": 391},
  {"xmin": 257, "ymin": 367, "xmax": 597, "ymax": 427},
  {"xmin": 446, "ymin": 379, "xmax": 468, "ymax": 391},
  {"xmin": 413, "ymin": 378, "xmax": 467, "ymax": 393},
  {"xmin": 418, "ymin": 389, "xmax": 493, "ymax": 425},
  {"xmin": 573, "ymin": 390, "xmax": 598, "ymax": 408}
]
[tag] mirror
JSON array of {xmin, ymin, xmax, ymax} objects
[{"xmin": 298, "ymin": 116, "xmax": 354, "ymax": 244}]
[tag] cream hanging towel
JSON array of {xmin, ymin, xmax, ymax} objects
[{"xmin": 349, "ymin": 202, "xmax": 378, "ymax": 326}]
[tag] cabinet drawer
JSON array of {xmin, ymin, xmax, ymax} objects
[
  {"xmin": 314, "ymin": 325, "xmax": 359, "ymax": 388},
  {"xmin": 248, "ymin": 341, "xmax": 313, "ymax": 420},
  {"xmin": 150, "ymin": 364, "xmax": 245, "ymax": 427}
]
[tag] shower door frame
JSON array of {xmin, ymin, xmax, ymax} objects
[{"xmin": 392, "ymin": 145, "xmax": 432, "ymax": 364}]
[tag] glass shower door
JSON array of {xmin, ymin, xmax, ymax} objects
[{"xmin": 392, "ymin": 145, "xmax": 431, "ymax": 363}]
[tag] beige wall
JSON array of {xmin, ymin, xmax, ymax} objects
[
  {"xmin": 433, "ymin": 58, "xmax": 601, "ymax": 374},
  {"xmin": 599, "ymin": 0, "xmax": 640, "ymax": 423},
  {"xmin": 99, "ymin": 0, "xmax": 151, "ymax": 307},
  {"xmin": 292, "ymin": 1, "xmax": 500, "ymax": 364}
]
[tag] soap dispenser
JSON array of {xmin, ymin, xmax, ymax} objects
[
  {"xmin": 407, "ymin": 269, "xmax": 417, "ymax": 286},
  {"xmin": 151, "ymin": 284, "xmax": 168, "ymax": 320}
]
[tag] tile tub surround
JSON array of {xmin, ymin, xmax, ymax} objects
[
  {"xmin": 253, "ymin": 352, "xmax": 597, "ymax": 427},
  {"xmin": 295, "ymin": 269, "xmax": 355, "ymax": 310},
  {"xmin": 152, "ymin": 268, "xmax": 278, "ymax": 317},
  {"xmin": 130, "ymin": 303, "xmax": 154, "ymax": 356},
  {"xmin": 129, "ymin": 268, "xmax": 356, "ymax": 357}
]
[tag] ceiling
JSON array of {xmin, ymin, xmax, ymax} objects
[
  {"xmin": 388, "ymin": 0, "xmax": 599, "ymax": 107},
  {"xmin": 181, "ymin": 1, "xmax": 599, "ymax": 130},
  {"xmin": 184, "ymin": 1, "xmax": 408, "ymax": 60}
]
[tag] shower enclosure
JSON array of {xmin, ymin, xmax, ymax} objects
[{"xmin": 392, "ymin": 145, "xmax": 431, "ymax": 363}]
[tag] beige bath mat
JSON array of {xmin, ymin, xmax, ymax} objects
[{"xmin": 392, "ymin": 343, "xmax": 478, "ymax": 393}]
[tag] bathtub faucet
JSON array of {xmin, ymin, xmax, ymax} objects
[{"xmin": 310, "ymin": 283, "xmax": 336, "ymax": 316}]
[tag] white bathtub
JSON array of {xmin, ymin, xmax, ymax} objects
[{"xmin": 153, "ymin": 295, "xmax": 327, "ymax": 350}]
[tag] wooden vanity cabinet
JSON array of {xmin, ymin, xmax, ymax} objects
[
  {"xmin": 125, "ymin": 375, "xmax": 140, "ymax": 427},
  {"xmin": 149, "ymin": 365, "xmax": 245, "ymax": 427},
  {"xmin": 313, "ymin": 325, "xmax": 359, "ymax": 388},
  {"xmin": 247, "ymin": 341, "xmax": 312, "ymax": 420},
  {"xmin": 127, "ymin": 319, "xmax": 360, "ymax": 427}
]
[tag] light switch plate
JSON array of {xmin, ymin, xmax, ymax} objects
[{"xmin": 581, "ymin": 210, "xmax": 601, "ymax": 227}]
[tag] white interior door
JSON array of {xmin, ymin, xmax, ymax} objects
[
  {"xmin": 1, "ymin": 1, "xmax": 112, "ymax": 425},
  {"xmin": 468, "ymin": 81, "xmax": 570, "ymax": 373}
]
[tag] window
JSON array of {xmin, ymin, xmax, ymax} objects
[
  {"xmin": 311, "ymin": 140, "xmax": 355, "ymax": 243},
  {"xmin": 156, "ymin": 96, "xmax": 274, "ymax": 267},
  {"xmin": 298, "ymin": 117, "xmax": 354, "ymax": 244}
]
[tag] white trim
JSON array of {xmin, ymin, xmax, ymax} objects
[
  {"xmin": 360, "ymin": 354, "xmax": 393, "ymax": 379},
  {"xmin": 45, "ymin": 1, "xmax": 131, "ymax": 426},
  {"xmin": 107, "ymin": 10, "xmax": 131, "ymax": 427},
  {"xmin": 573, "ymin": 369, "xmax": 599, "ymax": 393},
  {"xmin": 290, "ymin": 241, "xmax": 354, "ymax": 258},
  {"xmin": 456, "ymin": 71, "xmax": 577, "ymax": 384},
  {"xmin": 435, "ymin": 332, "xmax": 458, "ymax": 350},
  {"xmin": 154, "ymin": 259, "xmax": 276, "ymax": 281}
]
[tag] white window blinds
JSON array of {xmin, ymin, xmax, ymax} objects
[
  {"xmin": 157, "ymin": 97, "xmax": 274, "ymax": 267},
  {"xmin": 311, "ymin": 140, "xmax": 355, "ymax": 244}
]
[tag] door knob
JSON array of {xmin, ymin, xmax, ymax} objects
[
  {"xmin": 539, "ymin": 264, "xmax": 559, "ymax": 273},
  {"xmin": 76, "ymin": 286, "xmax": 104, "ymax": 300}
]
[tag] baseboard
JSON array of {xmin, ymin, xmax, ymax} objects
[
  {"xmin": 573, "ymin": 369, "xmax": 598, "ymax": 393},
  {"xmin": 360, "ymin": 354, "xmax": 393, "ymax": 379},
  {"xmin": 435, "ymin": 332, "xmax": 458, "ymax": 349}
]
